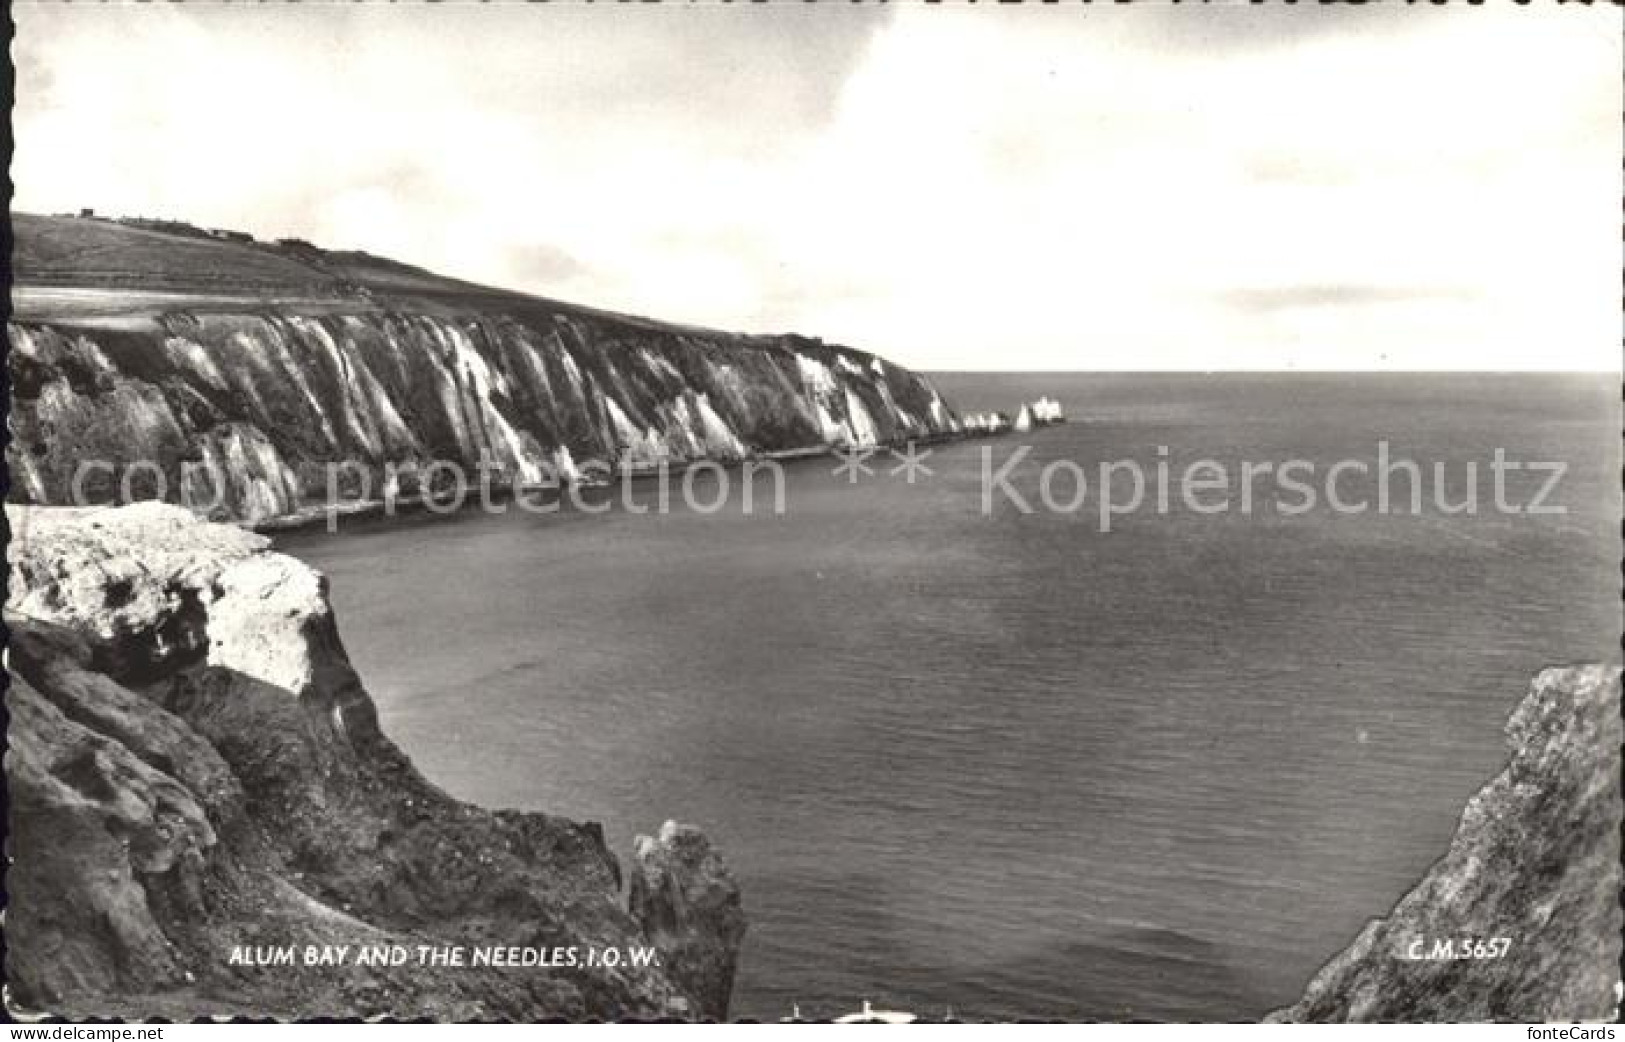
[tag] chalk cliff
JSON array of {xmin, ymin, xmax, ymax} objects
[
  {"xmin": 4, "ymin": 503, "xmax": 745, "ymax": 1020},
  {"xmin": 1272, "ymin": 663, "xmax": 1622, "ymax": 1023},
  {"xmin": 8, "ymin": 215, "xmax": 959, "ymax": 525}
]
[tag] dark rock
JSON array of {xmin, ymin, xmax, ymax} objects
[
  {"xmin": 1270, "ymin": 664, "xmax": 1622, "ymax": 1023},
  {"xmin": 7, "ymin": 267, "xmax": 961, "ymax": 525}
]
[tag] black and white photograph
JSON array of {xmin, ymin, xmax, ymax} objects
[{"xmin": 3, "ymin": 0, "xmax": 1621, "ymax": 1027}]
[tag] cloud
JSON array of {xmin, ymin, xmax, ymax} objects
[
  {"xmin": 1220, "ymin": 286, "xmax": 1477, "ymax": 315},
  {"xmin": 11, "ymin": 4, "xmax": 1621, "ymax": 371},
  {"xmin": 122, "ymin": 3, "xmax": 895, "ymax": 152}
]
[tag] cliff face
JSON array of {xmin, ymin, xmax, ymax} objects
[
  {"xmin": 7, "ymin": 306, "xmax": 957, "ymax": 525},
  {"xmin": 1272, "ymin": 664, "xmax": 1622, "ymax": 1023},
  {"xmin": 10, "ymin": 215, "xmax": 960, "ymax": 526},
  {"xmin": 4, "ymin": 503, "xmax": 744, "ymax": 1020}
]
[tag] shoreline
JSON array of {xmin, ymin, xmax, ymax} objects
[{"xmin": 4, "ymin": 502, "xmax": 747, "ymax": 1019}]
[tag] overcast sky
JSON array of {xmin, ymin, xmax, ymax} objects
[{"xmin": 13, "ymin": 4, "xmax": 1621, "ymax": 371}]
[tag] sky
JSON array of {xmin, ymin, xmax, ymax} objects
[{"xmin": 11, "ymin": 3, "xmax": 1622, "ymax": 371}]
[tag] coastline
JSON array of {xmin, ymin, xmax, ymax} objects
[
  {"xmin": 4, "ymin": 502, "xmax": 747, "ymax": 1020},
  {"xmin": 5, "ymin": 214, "xmax": 1612, "ymax": 1024}
]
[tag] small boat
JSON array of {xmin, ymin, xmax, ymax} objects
[
  {"xmin": 780, "ymin": 1003, "xmax": 807, "ymax": 1023},
  {"xmin": 834, "ymin": 999, "xmax": 917, "ymax": 1024}
]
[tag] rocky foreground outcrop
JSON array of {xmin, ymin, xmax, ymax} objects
[
  {"xmin": 1272, "ymin": 664, "xmax": 1622, "ymax": 1023},
  {"xmin": 4, "ymin": 503, "xmax": 744, "ymax": 1020},
  {"xmin": 9, "ymin": 216, "xmax": 959, "ymax": 526}
]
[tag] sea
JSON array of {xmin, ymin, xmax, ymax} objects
[{"xmin": 274, "ymin": 373, "xmax": 1621, "ymax": 1022}]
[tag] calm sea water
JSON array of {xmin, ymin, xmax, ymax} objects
[{"xmin": 276, "ymin": 374, "xmax": 1620, "ymax": 1022}]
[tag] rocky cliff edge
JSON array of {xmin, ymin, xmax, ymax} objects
[
  {"xmin": 3, "ymin": 502, "xmax": 745, "ymax": 1020},
  {"xmin": 1272, "ymin": 663, "xmax": 1621, "ymax": 1022}
]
